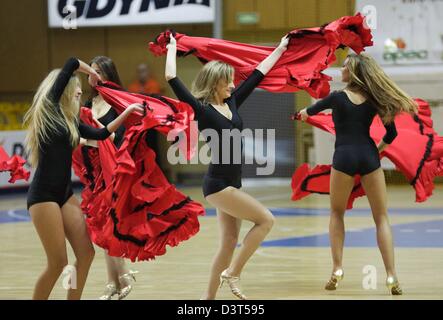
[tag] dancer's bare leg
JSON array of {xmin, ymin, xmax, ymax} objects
[
  {"xmin": 202, "ymin": 209, "xmax": 242, "ymax": 300},
  {"xmin": 30, "ymin": 202, "xmax": 68, "ymax": 300},
  {"xmin": 61, "ymin": 196, "xmax": 95, "ymax": 300}
]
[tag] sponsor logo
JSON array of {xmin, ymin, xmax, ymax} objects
[
  {"xmin": 57, "ymin": 0, "xmax": 210, "ymax": 19},
  {"xmin": 383, "ymin": 38, "xmax": 428, "ymax": 62}
]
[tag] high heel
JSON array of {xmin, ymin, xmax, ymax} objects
[
  {"xmin": 386, "ymin": 276, "xmax": 403, "ymax": 295},
  {"xmin": 99, "ymin": 283, "xmax": 119, "ymax": 300},
  {"xmin": 220, "ymin": 269, "xmax": 247, "ymax": 300},
  {"xmin": 118, "ymin": 270, "xmax": 139, "ymax": 300},
  {"xmin": 325, "ymin": 269, "xmax": 344, "ymax": 291}
]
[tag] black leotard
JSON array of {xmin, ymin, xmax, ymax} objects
[
  {"xmin": 307, "ymin": 90, "xmax": 398, "ymax": 176},
  {"xmin": 97, "ymin": 108, "xmax": 125, "ymax": 148},
  {"xmin": 27, "ymin": 58, "xmax": 112, "ymax": 209},
  {"xmin": 168, "ymin": 69, "xmax": 265, "ymax": 197}
]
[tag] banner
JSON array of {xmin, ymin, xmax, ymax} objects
[
  {"xmin": 48, "ymin": 0, "xmax": 214, "ymax": 28},
  {"xmin": 357, "ymin": 0, "xmax": 443, "ymax": 65},
  {"xmin": 0, "ymin": 102, "xmax": 29, "ymax": 131}
]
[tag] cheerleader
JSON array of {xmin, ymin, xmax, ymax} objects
[
  {"xmin": 299, "ymin": 53, "xmax": 417, "ymax": 295},
  {"xmin": 24, "ymin": 57, "xmax": 143, "ymax": 299}
]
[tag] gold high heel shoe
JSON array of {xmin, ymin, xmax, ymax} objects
[
  {"xmin": 117, "ymin": 270, "xmax": 139, "ymax": 300},
  {"xmin": 386, "ymin": 276, "xmax": 403, "ymax": 295},
  {"xmin": 99, "ymin": 283, "xmax": 119, "ymax": 300},
  {"xmin": 325, "ymin": 269, "xmax": 344, "ymax": 291},
  {"xmin": 220, "ymin": 270, "xmax": 247, "ymax": 300}
]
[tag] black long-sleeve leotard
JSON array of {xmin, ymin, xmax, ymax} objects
[
  {"xmin": 84, "ymin": 99, "xmax": 126, "ymax": 148},
  {"xmin": 168, "ymin": 69, "xmax": 265, "ymax": 196},
  {"xmin": 97, "ymin": 108, "xmax": 125, "ymax": 148},
  {"xmin": 27, "ymin": 58, "xmax": 112, "ymax": 209},
  {"xmin": 306, "ymin": 90, "xmax": 398, "ymax": 176}
]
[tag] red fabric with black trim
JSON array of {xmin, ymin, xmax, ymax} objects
[
  {"xmin": 0, "ymin": 146, "xmax": 30, "ymax": 183},
  {"xmin": 291, "ymin": 163, "xmax": 365, "ymax": 209},
  {"xmin": 149, "ymin": 14, "xmax": 372, "ymax": 98},
  {"xmin": 95, "ymin": 82, "xmax": 197, "ymax": 160},
  {"xmin": 291, "ymin": 99, "xmax": 443, "ymax": 205},
  {"xmin": 72, "ymin": 108, "xmax": 116, "ymax": 213},
  {"xmin": 72, "ymin": 100, "xmax": 205, "ymax": 262}
]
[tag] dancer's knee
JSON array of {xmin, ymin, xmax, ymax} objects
[
  {"xmin": 221, "ymin": 233, "xmax": 239, "ymax": 251},
  {"xmin": 47, "ymin": 255, "xmax": 68, "ymax": 274},
  {"xmin": 330, "ymin": 207, "xmax": 346, "ymax": 219},
  {"xmin": 259, "ymin": 211, "xmax": 275, "ymax": 233},
  {"xmin": 372, "ymin": 212, "xmax": 389, "ymax": 227},
  {"xmin": 77, "ymin": 246, "xmax": 95, "ymax": 266}
]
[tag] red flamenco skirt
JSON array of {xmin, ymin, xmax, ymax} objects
[
  {"xmin": 0, "ymin": 146, "xmax": 30, "ymax": 183},
  {"xmin": 73, "ymin": 108, "xmax": 205, "ymax": 262}
]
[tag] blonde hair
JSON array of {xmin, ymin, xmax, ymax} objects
[
  {"xmin": 24, "ymin": 69, "xmax": 81, "ymax": 167},
  {"xmin": 191, "ymin": 60, "xmax": 234, "ymax": 103},
  {"xmin": 345, "ymin": 53, "xmax": 417, "ymax": 123}
]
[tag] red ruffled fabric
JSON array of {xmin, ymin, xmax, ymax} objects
[
  {"xmin": 72, "ymin": 100, "xmax": 205, "ymax": 262},
  {"xmin": 291, "ymin": 99, "xmax": 443, "ymax": 205},
  {"xmin": 149, "ymin": 13, "xmax": 372, "ymax": 98},
  {"xmin": 0, "ymin": 146, "xmax": 30, "ymax": 183},
  {"xmin": 291, "ymin": 163, "xmax": 365, "ymax": 209},
  {"xmin": 72, "ymin": 108, "xmax": 114, "ymax": 213},
  {"xmin": 95, "ymin": 82, "xmax": 197, "ymax": 160}
]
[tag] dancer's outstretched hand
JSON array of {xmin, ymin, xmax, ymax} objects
[
  {"xmin": 88, "ymin": 70, "xmax": 102, "ymax": 87},
  {"xmin": 167, "ymin": 34, "xmax": 177, "ymax": 49},
  {"xmin": 299, "ymin": 108, "xmax": 308, "ymax": 121},
  {"xmin": 128, "ymin": 103, "xmax": 145, "ymax": 115},
  {"xmin": 278, "ymin": 34, "xmax": 290, "ymax": 51}
]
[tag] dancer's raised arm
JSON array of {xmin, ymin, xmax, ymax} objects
[{"xmin": 256, "ymin": 35, "xmax": 289, "ymax": 75}]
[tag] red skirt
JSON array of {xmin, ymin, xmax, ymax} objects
[
  {"xmin": 73, "ymin": 106, "xmax": 204, "ymax": 262},
  {"xmin": 0, "ymin": 146, "xmax": 30, "ymax": 183}
]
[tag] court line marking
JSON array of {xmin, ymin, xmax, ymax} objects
[
  {"xmin": 6, "ymin": 210, "xmax": 29, "ymax": 221},
  {"xmin": 255, "ymin": 248, "xmax": 304, "ymax": 260},
  {"xmin": 347, "ymin": 229, "xmax": 365, "ymax": 233},
  {"xmin": 425, "ymin": 229, "xmax": 441, "ymax": 233},
  {"xmin": 256, "ymin": 193, "xmax": 292, "ymax": 201},
  {"xmin": 399, "ymin": 229, "xmax": 415, "ymax": 233},
  {"xmin": 2, "ymin": 206, "xmax": 443, "ymax": 224},
  {"xmin": 261, "ymin": 218, "xmax": 443, "ymax": 248}
]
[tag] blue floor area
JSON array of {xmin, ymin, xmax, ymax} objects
[
  {"xmin": 2, "ymin": 207, "xmax": 442, "ymax": 248},
  {"xmin": 2, "ymin": 207, "xmax": 442, "ymax": 224},
  {"xmin": 262, "ymin": 219, "xmax": 443, "ymax": 248},
  {"xmin": 205, "ymin": 207, "xmax": 443, "ymax": 217},
  {"xmin": 0, "ymin": 209, "xmax": 29, "ymax": 224}
]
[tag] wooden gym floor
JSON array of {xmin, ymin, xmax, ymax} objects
[{"xmin": 1, "ymin": 180, "xmax": 442, "ymax": 300}]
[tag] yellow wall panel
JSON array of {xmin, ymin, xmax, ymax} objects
[
  {"xmin": 318, "ymin": 0, "xmax": 350, "ymax": 25},
  {"xmin": 287, "ymin": 0, "xmax": 318, "ymax": 28},
  {"xmin": 256, "ymin": 0, "xmax": 287, "ymax": 30},
  {"xmin": 0, "ymin": 0, "xmax": 49, "ymax": 93},
  {"xmin": 224, "ymin": 0, "xmax": 256, "ymax": 32},
  {"xmin": 225, "ymin": 0, "xmax": 351, "ymax": 43},
  {"xmin": 49, "ymin": 28, "xmax": 107, "ymax": 68}
]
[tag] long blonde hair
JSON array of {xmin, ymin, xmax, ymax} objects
[
  {"xmin": 24, "ymin": 70, "xmax": 80, "ymax": 167},
  {"xmin": 191, "ymin": 60, "xmax": 234, "ymax": 104},
  {"xmin": 345, "ymin": 53, "xmax": 417, "ymax": 123}
]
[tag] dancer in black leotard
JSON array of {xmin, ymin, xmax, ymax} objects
[
  {"xmin": 305, "ymin": 90, "xmax": 398, "ymax": 176},
  {"xmin": 24, "ymin": 57, "xmax": 143, "ymax": 300},
  {"xmin": 299, "ymin": 53, "xmax": 417, "ymax": 295},
  {"xmin": 168, "ymin": 69, "xmax": 264, "ymax": 197},
  {"xmin": 85, "ymin": 56, "xmax": 138, "ymax": 301},
  {"xmin": 166, "ymin": 34, "xmax": 289, "ymax": 300}
]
